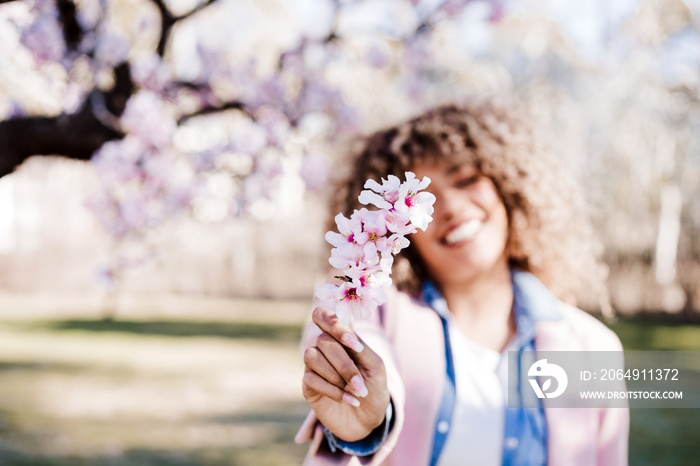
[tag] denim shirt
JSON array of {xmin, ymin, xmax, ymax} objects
[{"xmin": 327, "ymin": 269, "xmax": 562, "ymax": 465}]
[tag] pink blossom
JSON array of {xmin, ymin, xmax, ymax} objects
[
  {"xmin": 195, "ymin": 43, "xmax": 229, "ymax": 83},
  {"xmin": 300, "ymin": 153, "xmax": 329, "ymax": 190},
  {"xmin": 325, "ymin": 212, "xmax": 362, "ymax": 248},
  {"xmin": 329, "ymin": 246, "xmax": 363, "ymax": 271},
  {"xmin": 62, "ymin": 82, "xmax": 85, "ymax": 114},
  {"xmin": 329, "ymin": 239, "xmax": 379, "ymax": 271},
  {"xmin": 327, "ymin": 209, "xmax": 392, "ymax": 267},
  {"xmin": 8, "ymin": 100, "xmax": 26, "ymax": 118},
  {"xmin": 256, "ymin": 106, "xmax": 290, "ymax": 148},
  {"xmin": 131, "ymin": 54, "xmax": 172, "ymax": 91},
  {"xmin": 384, "ymin": 210, "xmax": 415, "ymax": 235},
  {"xmin": 438, "ymin": 0, "xmax": 473, "ymax": 17},
  {"xmin": 95, "ymin": 33, "xmax": 130, "ymax": 67},
  {"xmin": 360, "ymin": 172, "xmax": 436, "ymax": 231},
  {"xmin": 228, "ymin": 121, "xmax": 267, "ymax": 155},
  {"xmin": 315, "ymin": 277, "xmax": 386, "ymax": 326},
  {"xmin": 249, "ymin": 79, "xmax": 287, "ymax": 114},
  {"xmin": 242, "ymin": 153, "xmax": 283, "ymax": 204},
  {"xmin": 489, "ymin": 1, "xmax": 504, "ymax": 23},
  {"xmin": 317, "ymin": 171, "xmax": 434, "ymax": 323},
  {"xmin": 387, "ymin": 233, "xmax": 410, "ymax": 255},
  {"xmin": 120, "ymin": 196, "xmax": 149, "ymax": 229},
  {"xmin": 121, "ymin": 91, "xmax": 176, "ymax": 149},
  {"xmin": 302, "ymin": 80, "xmax": 358, "ymax": 134},
  {"xmin": 365, "ymin": 45, "xmax": 390, "ymax": 69},
  {"xmin": 352, "ymin": 209, "xmax": 389, "ymax": 263},
  {"xmin": 75, "ymin": 0, "xmax": 102, "ymax": 30},
  {"xmin": 28, "ymin": 0, "xmax": 58, "ymax": 15},
  {"xmin": 21, "ymin": 16, "xmax": 66, "ymax": 65},
  {"xmin": 394, "ymin": 172, "xmax": 435, "ymax": 231},
  {"xmin": 242, "ymin": 173, "xmax": 272, "ymax": 204},
  {"xmin": 91, "ymin": 136, "xmax": 147, "ymax": 182},
  {"xmin": 358, "ymin": 175, "xmax": 401, "ymax": 209}
]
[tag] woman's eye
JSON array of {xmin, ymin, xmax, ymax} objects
[{"xmin": 455, "ymin": 176, "xmax": 480, "ymax": 188}]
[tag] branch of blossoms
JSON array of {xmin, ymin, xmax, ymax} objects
[
  {"xmin": 316, "ymin": 172, "xmax": 436, "ymax": 325},
  {"xmin": 172, "ymin": 0, "xmax": 218, "ymax": 22},
  {"xmin": 276, "ymin": 0, "xmax": 340, "ymax": 71},
  {"xmin": 177, "ymin": 100, "xmax": 248, "ymax": 124},
  {"xmin": 148, "ymin": 0, "xmax": 220, "ymax": 56},
  {"xmin": 56, "ymin": 0, "xmax": 82, "ymax": 50},
  {"xmin": 2, "ymin": 0, "xmax": 495, "ymax": 294}
]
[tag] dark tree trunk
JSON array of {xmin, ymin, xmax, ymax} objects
[
  {"xmin": 0, "ymin": 0, "xmax": 225, "ymax": 179},
  {"xmin": 0, "ymin": 96, "xmax": 124, "ymax": 178}
]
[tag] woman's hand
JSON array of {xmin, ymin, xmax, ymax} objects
[{"xmin": 302, "ymin": 306, "xmax": 390, "ymax": 442}]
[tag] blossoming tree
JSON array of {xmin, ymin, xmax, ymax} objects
[
  {"xmin": 1, "ymin": 0, "xmax": 699, "ymax": 313},
  {"xmin": 0, "ymin": 0, "xmax": 505, "ymax": 302},
  {"xmin": 0, "ymin": 0, "xmax": 501, "ymax": 227}
]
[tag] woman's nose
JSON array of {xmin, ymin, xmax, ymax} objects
[{"xmin": 435, "ymin": 188, "xmax": 463, "ymax": 222}]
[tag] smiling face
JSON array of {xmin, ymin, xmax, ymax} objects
[{"xmin": 409, "ymin": 161, "xmax": 510, "ymax": 288}]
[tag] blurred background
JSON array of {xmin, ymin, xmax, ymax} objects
[{"xmin": 0, "ymin": 0, "xmax": 699, "ymax": 464}]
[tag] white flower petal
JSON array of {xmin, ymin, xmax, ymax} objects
[
  {"xmin": 358, "ymin": 190, "xmax": 392, "ymax": 209},
  {"xmin": 417, "ymin": 175, "xmax": 431, "ymax": 190},
  {"xmin": 325, "ymin": 231, "xmax": 346, "ymax": 247},
  {"xmin": 335, "ymin": 304, "xmax": 352, "ymax": 325},
  {"xmin": 364, "ymin": 179, "xmax": 384, "ymax": 192},
  {"xmin": 334, "ymin": 213, "xmax": 352, "ymax": 235},
  {"xmin": 414, "ymin": 191, "xmax": 436, "ymax": 206},
  {"xmin": 315, "ymin": 283, "xmax": 339, "ymax": 309}
]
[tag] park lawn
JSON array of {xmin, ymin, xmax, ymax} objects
[
  {"xmin": 0, "ymin": 299, "xmax": 311, "ymax": 466},
  {"xmin": 605, "ymin": 316, "xmax": 700, "ymax": 466},
  {"xmin": 0, "ymin": 299, "xmax": 698, "ymax": 466}
]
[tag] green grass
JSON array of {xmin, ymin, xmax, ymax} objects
[
  {"xmin": 604, "ymin": 316, "xmax": 700, "ymax": 466},
  {"xmin": 0, "ymin": 304, "xmax": 310, "ymax": 466},
  {"xmin": 11, "ymin": 318, "xmax": 303, "ymax": 343},
  {"xmin": 0, "ymin": 305, "xmax": 698, "ymax": 465},
  {"xmin": 606, "ymin": 315, "xmax": 700, "ymax": 351}
]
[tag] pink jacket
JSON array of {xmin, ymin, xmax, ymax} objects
[{"xmin": 295, "ymin": 285, "xmax": 629, "ymax": 466}]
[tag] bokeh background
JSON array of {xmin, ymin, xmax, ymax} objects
[{"xmin": 1, "ymin": 0, "xmax": 699, "ymax": 464}]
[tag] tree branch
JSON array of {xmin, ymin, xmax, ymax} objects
[
  {"xmin": 173, "ymin": 0, "xmax": 217, "ymax": 21},
  {"xmin": 56, "ymin": 0, "xmax": 83, "ymax": 51},
  {"xmin": 277, "ymin": 0, "xmax": 341, "ymax": 71},
  {"xmin": 104, "ymin": 62, "xmax": 134, "ymax": 116},
  {"xmin": 149, "ymin": 0, "xmax": 220, "ymax": 57},
  {"xmin": 178, "ymin": 100, "xmax": 247, "ymax": 124},
  {"xmin": 0, "ymin": 97, "xmax": 123, "ymax": 178},
  {"xmin": 149, "ymin": 0, "xmax": 176, "ymax": 56}
]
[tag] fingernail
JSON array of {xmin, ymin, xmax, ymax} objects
[
  {"xmin": 343, "ymin": 393, "xmax": 360, "ymax": 407},
  {"xmin": 342, "ymin": 334, "xmax": 364, "ymax": 353},
  {"xmin": 350, "ymin": 375, "xmax": 369, "ymax": 398}
]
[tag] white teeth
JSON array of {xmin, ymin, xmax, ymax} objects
[{"xmin": 445, "ymin": 219, "xmax": 482, "ymax": 245}]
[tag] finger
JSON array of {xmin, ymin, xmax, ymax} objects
[
  {"xmin": 312, "ymin": 306, "xmax": 364, "ymax": 353},
  {"xmin": 316, "ymin": 333, "xmax": 369, "ymax": 398},
  {"xmin": 303, "ymin": 345, "xmax": 345, "ymax": 389},
  {"xmin": 302, "ymin": 370, "xmax": 361, "ymax": 408},
  {"xmin": 311, "ymin": 307, "xmax": 384, "ymax": 377}
]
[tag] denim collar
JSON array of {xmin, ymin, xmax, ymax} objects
[{"xmin": 421, "ymin": 269, "xmax": 562, "ymax": 347}]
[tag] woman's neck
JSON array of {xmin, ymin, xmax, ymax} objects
[{"xmin": 439, "ymin": 259, "xmax": 515, "ymax": 352}]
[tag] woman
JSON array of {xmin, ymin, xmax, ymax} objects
[{"xmin": 295, "ymin": 97, "xmax": 629, "ymax": 465}]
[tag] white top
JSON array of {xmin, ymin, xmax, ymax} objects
[{"xmin": 437, "ymin": 320, "xmax": 505, "ymax": 466}]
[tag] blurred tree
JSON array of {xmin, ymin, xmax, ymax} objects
[
  {"xmin": 0, "ymin": 0, "xmax": 502, "ymax": 232},
  {"xmin": 0, "ymin": 0, "xmax": 504, "ymax": 308},
  {"xmin": 1, "ymin": 0, "xmax": 699, "ymax": 315}
]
